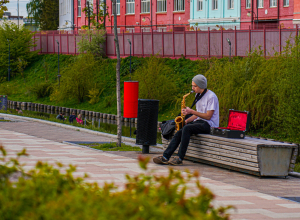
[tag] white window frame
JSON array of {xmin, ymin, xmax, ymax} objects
[
  {"xmin": 174, "ymin": 0, "xmax": 185, "ymax": 12},
  {"xmin": 141, "ymin": 27, "xmax": 151, "ymax": 32},
  {"xmin": 258, "ymin": 0, "xmax": 263, "ymax": 8},
  {"xmin": 270, "ymin": 0, "xmax": 277, "ymax": 7},
  {"xmin": 126, "ymin": 0, "xmax": 135, "ymax": 14},
  {"xmin": 141, "ymin": 0, "xmax": 150, "ymax": 13},
  {"xmin": 116, "ymin": 0, "xmax": 120, "ymax": 15},
  {"xmin": 283, "ymin": 0, "xmax": 289, "ymax": 6},
  {"xmin": 198, "ymin": 0, "xmax": 203, "ymax": 11},
  {"xmin": 228, "ymin": 0, "xmax": 234, "ymax": 9},
  {"xmin": 157, "ymin": 27, "xmax": 167, "ymax": 32},
  {"xmin": 157, "ymin": 0, "xmax": 167, "ymax": 12},
  {"xmin": 212, "ymin": 0, "xmax": 218, "ymax": 10},
  {"xmin": 246, "ymin": 0, "xmax": 251, "ymax": 9},
  {"xmin": 126, "ymin": 28, "xmax": 135, "ymax": 33},
  {"xmin": 78, "ymin": 0, "xmax": 81, "ymax": 17}
]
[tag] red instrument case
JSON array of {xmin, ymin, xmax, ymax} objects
[{"xmin": 210, "ymin": 109, "xmax": 251, "ymax": 139}]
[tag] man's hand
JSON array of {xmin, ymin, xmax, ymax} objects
[{"xmin": 184, "ymin": 107, "xmax": 194, "ymax": 115}]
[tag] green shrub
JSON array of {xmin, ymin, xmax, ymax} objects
[
  {"xmin": 0, "ymin": 146, "xmax": 232, "ymax": 220},
  {"xmin": 132, "ymin": 56, "xmax": 178, "ymax": 110},
  {"xmin": 0, "ymin": 22, "xmax": 37, "ymax": 79},
  {"xmin": 29, "ymin": 82, "xmax": 53, "ymax": 99},
  {"xmin": 50, "ymin": 53, "xmax": 99, "ymax": 103},
  {"xmin": 77, "ymin": 30, "xmax": 106, "ymax": 58}
]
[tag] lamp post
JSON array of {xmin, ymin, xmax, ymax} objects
[
  {"xmin": 227, "ymin": 38, "xmax": 231, "ymax": 62},
  {"xmin": 17, "ymin": 0, "xmax": 19, "ymax": 28},
  {"xmin": 142, "ymin": 17, "xmax": 152, "ymax": 31},
  {"xmin": 7, "ymin": 39, "xmax": 10, "ymax": 81},
  {"xmin": 87, "ymin": 1, "xmax": 90, "ymax": 30},
  {"xmin": 127, "ymin": 38, "xmax": 132, "ymax": 137},
  {"xmin": 127, "ymin": 39, "xmax": 132, "ymax": 80},
  {"xmin": 55, "ymin": 40, "xmax": 61, "ymax": 86},
  {"xmin": 247, "ymin": 11, "xmax": 258, "ymax": 29}
]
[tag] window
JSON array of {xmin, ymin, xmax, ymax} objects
[
  {"xmin": 141, "ymin": 0, "xmax": 150, "ymax": 13},
  {"xmin": 126, "ymin": 28, "xmax": 135, "ymax": 33},
  {"xmin": 283, "ymin": 0, "xmax": 289, "ymax": 6},
  {"xmin": 116, "ymin": 0, "xmax": 120, "ymax": 15},
  {"xmin": 212, "ymin": 0, "xmax": 218, "ymax": 10},
  {"xmin": 198, "ymin": 0, "xmax": 203, "ymax": 11},
  {"xmin": 126, "ymin": 0, "xmax": 135, "ymax": 14},
  {"xmin": 78, "ymin": 0, "xmax": 81, "ymax": 17},
  {"xmin": 270, "ymin": 0, "xmax": 277, "ymax": 7},
  {"xmin": 99, "ymin": 0, "xmax": 105, "ymax": 15},
  {"xmin": 246, "ymin": 0, "xmax": 251, "ymax": 8},
  {"xmin": 228, "ymin": 0, "xmax": 234, "ymax": 9},
  {"xmin": 174, "ymin": 0, "xmax": 184, "ymax": 11},
  {"xmin": 157, "ymin": 27, "xmax": 167, "ymax": 32},
  {"xmin": 157, "ymin": 0, "xmax": 167, "ymax": 12},
  {"xmin": 258, "ymin": 0, "xmax": 263, "ymax": 8},
  {"xmin": 141, "ymin": 27, "xmax": 151, "ymax": 32}
]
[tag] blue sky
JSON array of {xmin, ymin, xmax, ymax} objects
[{"xmin": 5, "ymin": 0, "xmax": 30, "ymax": 17}]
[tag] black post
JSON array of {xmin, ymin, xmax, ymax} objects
[
  {"xmin": 227, "ymin": 38, "xmax": 231, "ymax": 62},
  {"xmin": 56, "ymin": 40, "xmax": 60, "ymax": 86},
  {"xmin": 127, "ymin": 39, "xmax": 132, "ymax": 80},
  {"xmin": 256, "ymin": 0, "xmax": 258, "ymax": 29},
  {"xmin": 7, "ymin": 39, "xmax": 10, "ymax": 81},
  {"xmin": 96, "ymin": 0, "xmax": 99, "ymax": 26},
  {"xmin": 104, "ymin": 0, "xmax": 106, "ymax": 29},
  {"xmin": 88, "ymin": 1, "xmax": 90, "ymax": 30}
]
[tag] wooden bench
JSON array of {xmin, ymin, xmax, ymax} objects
[{"xmin": 162, "ymin": 134, "xmax": 298, "ymax": 177}]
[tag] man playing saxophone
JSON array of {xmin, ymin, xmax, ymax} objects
[{"xmin": 153, "ymin": 74, "xmax": 219, "ymax": 165}]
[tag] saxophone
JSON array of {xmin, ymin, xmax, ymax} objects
[{"xmin": 175, "ymin": 91, "xmax": 194, "ymax": 131}]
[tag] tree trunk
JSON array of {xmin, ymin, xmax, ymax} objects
[{"xmin": 113, "ymin": 0, "xmax": 122, "ymax": 147}]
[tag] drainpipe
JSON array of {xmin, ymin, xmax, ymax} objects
[
  {"xmin": 256, "ymin": 0, "xmax": 258, "ymax": 29},
  {"xmin": 278, "ymin": 0, "xmax": 280, "ymax": 27},
  {"xmin": 72, "ymin": 0, "xmax": 74, "ymax": 30}
]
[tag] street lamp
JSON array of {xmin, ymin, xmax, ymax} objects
[
  {"xmin": 227, "ymin": 38, "xmax": 231, "ymax": 62},
  {"xmin": 127, "ymin": 39, "xmax": 132, "ymax": 80},
  {"xmin": 7, "ymin": 39, "xmax": 10, "ymax": 81},
  {"xmin": 247, "ymin": 11, "xmax": 258, "ymax": 29},
  {"xmin": 142, "ymin": 17, "xmax": 152, "ymax": 31},
  {"xmin": 55, "ymin": 40, "xmax": 61, "ymax": 86}
]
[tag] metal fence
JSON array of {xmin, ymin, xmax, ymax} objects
[{"xmin": 33, "ymin": 27, "xmax": 299, "ymax": 59}]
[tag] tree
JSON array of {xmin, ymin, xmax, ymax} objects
[
  {"xmin": 26, "ymin": 0, "xmax": 59, "ymax": 30},
  {"xmin": 112, "ymin": 0, "xmax": 122, "ymax": 147},
  {"xmin": 0, "ymin": 22, "xmax": 38, "ymax": 80},
  {"xmin": 0, "ymin": 0, "xmax": 9, "ymax": 19}
]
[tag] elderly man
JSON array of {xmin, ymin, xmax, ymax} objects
[{"xmin": 153, "ymin": 74, "xmax": 219, "ymax": 165}]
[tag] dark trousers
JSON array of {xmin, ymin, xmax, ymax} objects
[{"xmin": 163, "ymin": 120, "xmax": 210, "ymax": 160}]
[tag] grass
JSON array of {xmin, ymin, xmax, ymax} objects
[{"xmin": 79, "ymin": 142, "xmax": 142, "ymax": 151}]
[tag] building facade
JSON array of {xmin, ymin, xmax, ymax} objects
[
  {"xmin": 74, "ymin": 0, "xmax": 190, "ymax": 32},
  {"xmin": 240, "ymin": 0, "xmax": 294, "ymax": 29},
  {"xmin": 293, "ymin": 0, "xmax": 300, "ymax": 26},
  {"xmin": 189, "ymin": 0, "xmax": 241, "ymax": 30},
  {"xmin": 59, "ymin": 0, "xmax": 75, "ymax": 30}
]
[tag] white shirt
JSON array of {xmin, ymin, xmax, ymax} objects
[{"xmin": 194, "ymin": 90, "xmax": 219, "ymax": 127}]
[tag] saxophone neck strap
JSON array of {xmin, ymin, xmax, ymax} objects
[{"xmin": 190, "ymin": 88, "xmax": 207, "ymax": 109}]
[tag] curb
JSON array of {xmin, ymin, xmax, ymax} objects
[
  {"xmin": 289, "ymin": 172, "xmax": 300, "ymax": 178},
  {"xmin": 0, "ymin": 113, "xmax": 164, "ymax": 150}
]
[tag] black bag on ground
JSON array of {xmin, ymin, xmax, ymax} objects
[{"xmin": 160, "ymin": 120, "xmax": 176, "ymax": 140}]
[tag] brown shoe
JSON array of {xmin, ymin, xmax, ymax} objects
[
  {"xmin": 168, "ymin": 156, "xmax": 183, "ymax": 166},
  {"xmin": 153, "ymin": 156, "xmax": 169, "ymax": 165}
]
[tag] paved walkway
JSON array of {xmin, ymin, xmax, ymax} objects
[{"xmin": 1, "ymin": 120, "xmax": 300, "ymax": 219}]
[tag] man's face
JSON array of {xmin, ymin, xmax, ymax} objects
[{"xmin": 192, "ymin": 81, "xmax": 202, "ymax": 93}]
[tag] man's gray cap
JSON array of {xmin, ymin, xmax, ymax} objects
[{"xmin": 192, "ymin": 74, "xmax": 207, "ymax": 89}]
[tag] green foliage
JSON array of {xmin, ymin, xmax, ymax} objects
[
  {"xmin": 77, "ymin": 30, "xmax": 106, "ymax": 58},
  {"xmin": 0, "ymin": 147, "xmax": 232, "ymax": 219},
  {"xmin": 120, "ymin": 56, "xmax": 144, "ymax": 77},
  {"xmin": 0, "ymin": 22, "xmax": 37, "ymax": 79},
  {"xmin": 0, "ymin": 0, "xmax": 9, "ymax": 18},
  {"xmin": 88, "ymin": 87, "xmax": 103, "ymax": 105},
  {"xmin": 50, "ymin": 54, "xmax": 98, "ymax": 103},
  {"xmin": 132, "ymin": 56, "xmax": 178, "ymax": 110},
  {"xmin": 29, "ymin": 82, "xmax": 53, "ymax": 99},
  {"xmin": 26, "ymin": 0, "xmax": 59, "ymax": 30}
]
